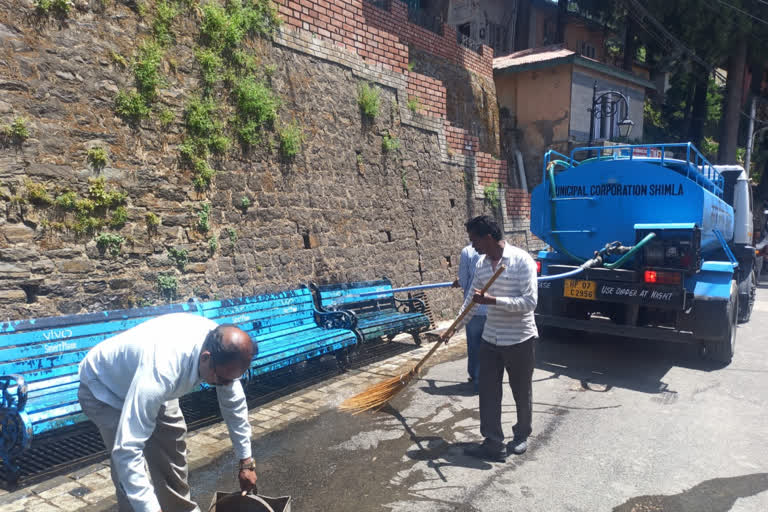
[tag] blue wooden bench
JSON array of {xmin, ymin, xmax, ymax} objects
[
  {"xmin": 0, "ymin": 286, "xmax": 357, "ymax": 481},
  {"xmin": 0, "ymin": 302, "xmax": 194, "ymax": 480},
  {"xmin": 310, "ymin": 279, "xmax": 431, "ymax": 346},
  {"xmin": 194, "ymin": 286, "xmax": 358, "ymax": 376}
]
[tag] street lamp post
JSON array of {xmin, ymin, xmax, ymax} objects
[{"xmin": 587, "ymin": 81, "xmax": 634, "ymax": 157}]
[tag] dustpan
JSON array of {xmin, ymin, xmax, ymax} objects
[{"xmin": 208, "ymin": 490, "xmax": 291, "ymax": 512}]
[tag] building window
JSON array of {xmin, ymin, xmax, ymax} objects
[
  {"xmin": 581, "ymin": 41, "xmax": 596, "ymax": 59},
  {"xmin": 487, "ymin": 22, "xmax": 507, "ymax": 54}
]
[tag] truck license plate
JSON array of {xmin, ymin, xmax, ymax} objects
[{"xmin": 563, "ymin": 279, "xmax": 596, "ymax": 300}]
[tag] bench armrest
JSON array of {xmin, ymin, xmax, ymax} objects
[
  {"xmin": 394, "ymin": 297, "xmax": 426, "ymax": 314},
  {"xmin": 314, "ymin": 309, "xmax": 357, "ymax": 331},
  {"xmin": 0, "ymin": 374, "xmax": 28, "ymax": 412}
]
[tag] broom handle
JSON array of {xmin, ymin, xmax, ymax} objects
[{"xmin": 414, "ymin": 264, "xmax": 506, "ymax": 373}]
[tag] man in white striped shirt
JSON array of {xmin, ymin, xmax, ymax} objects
[{"xmin": 442, "ymin": 216, "xmax": 538, "ymax": 461}]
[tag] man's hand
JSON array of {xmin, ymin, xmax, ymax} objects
[
  {"xmin": 238, "ymin": 457, "xmax": 258, "ymax": 493},
  {"xmin": 440, "ymin": 326, "xmax": 455, "ymax": 344},
  {"xmin": 451, "ymin": 279, "xmax": 460, "ymax": 288},
  {"xmin": 472, "ymin": 288, "xmax": 496, "ymax": 305}
]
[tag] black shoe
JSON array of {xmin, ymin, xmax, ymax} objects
[
  {"xmin": 467, "ymin": 376, "xmax": 474, "ymax": 382},
  {"xmin": 507, "ymin": 437, "xmax": 528, "ymax": 455},
  {"xmin": 464, "ymin": 441, "xmax": 506, "ymax": 462}
]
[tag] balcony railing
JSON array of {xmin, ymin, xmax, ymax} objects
[
  {"xmin": 364, "ymin": 0, "xmax": 390, "ymax": 10},
  {"xmin": 407, "ymin": 7, "xmax": 443, "ymax": 36},
  {"xmin": 457, "ymin": 32, "xmax": 482, "ymax": 53}
]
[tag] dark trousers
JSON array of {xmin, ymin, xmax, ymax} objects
[{"xmin": 478, "ymin": 337, "xmax": 535, "ymax": 448}]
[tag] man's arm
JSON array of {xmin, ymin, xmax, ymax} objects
[
  {"xmin": 458, "ymin": 247, "xmax": 472, "ymax": 293},
  {"xmin": 112, "ymin": 374, "xmax": 166, "ymax": 512},
  {"xmin": 216, "ymin": 380, "xmax": 257, "ymax": 489},
  {"xmin": 442, "ymin": 263, "xmax": 480, "ymax": 341}
]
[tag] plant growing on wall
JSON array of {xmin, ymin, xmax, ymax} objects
[
  {"xmin": 483, "ymin": 182, "xmax": 501, "ymax": 211},
  {"xmin": 278, "ymin": 121, "xmax": 303, "ymax": 159},
  {"xmin": 407, "ymin": 96, "xmax": 420, "ymax": 113},
  {"xmin": 2, "ymin": 117, "xmax": 30, "ymax": 144},
  {"xmin": 87, "ymin": 147, "xmax": 109, "ymax": 171},
  {"xmin": 146, "ymin": 211, "xmax": 161, "ymax": 234},
  {"xmin": 168, "ymin": 247, "xmax": 189, "ymax": 271},
  {"xmin": 95, "ymin": 233, "xmax": 125, "ymax": 257},
  {"xmin": 25, "ymin": 180, "xmax": 53, "ymax": 206},
  {"xmin": 157, "ymin": 273, "xmax": 178, "ymax": 300},
  {"xmin": 358, "ymin": 82, "xmax": 380, "ymax": 119},
  {"xmin": 381, "ymin": 131, "xmax": 400, "ymax": 153},
  {"xmin": 197, "ymin": 202, "xmax": 212, "ymax": 232}
]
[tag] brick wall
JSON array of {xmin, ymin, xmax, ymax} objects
[
  {"xmin": 406, "ymin": 72, "xmax": 446, "ymax": 117},
  {"xmin": 445, "ymin": 121, "xmax": 479, "ymax": 155},
  {"xmin": 274, "ymin": 0, "xmax": 493, "ymax": 79},
  {"xmin": 505, "ymin": 188, "xmax": 532, "ymax": 223},
  {"xmin": 476, "ymin": 154, "xmax": 506, "ymax": 186}
]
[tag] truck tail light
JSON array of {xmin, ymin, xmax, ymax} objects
[
  {"xmin": 644, "ymin": 270, "xmax": 681, "ymax": 285},
  {"xmin": 536, "ymin": 260, "xmax": 541, "ymax": 274}
]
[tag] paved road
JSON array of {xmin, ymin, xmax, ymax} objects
[{"xmin": 191, "ymin": 283, "xmax": 768, "ymax": 511}]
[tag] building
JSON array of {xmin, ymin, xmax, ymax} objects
[{"xmin": 494, "ymin": 45, "xmax": 656, "ymax": 188}]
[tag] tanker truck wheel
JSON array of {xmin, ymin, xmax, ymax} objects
[
  {"xmin": 737, "ymin": 270, "xmax": 756, "ymax": 323},
  {"xmin": 704, "ymin": 280, "xmax": 737, "ymax": 365}
]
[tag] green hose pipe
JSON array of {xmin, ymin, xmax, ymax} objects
[{"xmin": 604, "ymin": 233, "xmax": 657, "ymax": 269}]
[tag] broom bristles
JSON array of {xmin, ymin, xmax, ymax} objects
[{"xmin": 339, "ymin": 368, "xmax": 419, "ymax": 413}]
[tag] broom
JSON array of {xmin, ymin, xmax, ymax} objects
[{"xmin": 339, "ymin": 264, "xmax": 506, "ymax": 413}]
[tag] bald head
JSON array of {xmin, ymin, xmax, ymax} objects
[{"xmin": 203, "ymin": 324, "xmax": 256, "ymax": 371}]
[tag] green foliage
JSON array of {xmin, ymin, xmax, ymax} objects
[
  {"xmin": 25, "ymin": 180, "xmax": 53, "ymax": 206},
  {"xmin": 483, "ymin": 182, "xmax": 500, "ymax": 210},
  {"xmin": 73, "ymin": 215, "xmax": 104, "ymax": 235},
  {"xmin": 407, "ymin": 96, "xmax": 420, "ymax": 113},
  {"xmin": 87, "ymin": 147, "xmax": 109, "ymax": 170},
  {"xmin": 234, "ymin": 77, "xmax": 280, "ymax": 146},
  {"xmin": 381, "ymin": 131, "xmax": 400, "ymax": 153},
  {"xmin": 208, "ymin": 235, "xmax": 218, "ymax": 254},
  {"xmin": 168, "ymin": 247, "xmax": 189, "ymax": 270},
  {"xmin": 55, "ymin": 190, "xmax": 78, "ymax": 210},
  {"xmin": 358, "ymin": 82, "xmax": 380, "ymax": 119},
  {"xmin": 184, "ymin": 97, "xmax": 230, "ymax": 153},
  {"xmin": 35, "ymin": 0, "xmax": 72, "ymax": 16},
  {"xmin": 200, "ymin": 0, "xmax": 281, "ymax": 53},
  {"xmin": 156, "ymin": 273, "xmax": 178, "ymax": 300},
  {"xmin": 2, "ymin": 117, "xmax": 30, "ymax": 142},
  {"xmin": 115, "ymin": 90, "xmax": 151, "ymax": 122},
  {"xmin": 158, "ymin": 109, "xmax": 175, "ymax": 128},
  {"xmin": 278, "ymin": 121, "xmax": 303, "ymax": 159},
  {"xmin": 134, "ymin": 40, "xmax": 164, "ymax": 102},
  {"xmin": 195, "ymin": 48, "xmax": 224, "ymax": 89},
  {"xmin": 95, "ymin": 232, "xmax": 124, "ymax": 257},
  {"xmin": 197, "ymin": 202, "xmax": 211, "ymax": 232},
  {"xmin": 109, "ymin": 205, "xmax": 128, "ymax": 228},
  {"xmin": 152, "ymin": 0, "xmax": 178, "ymax": 47},
  {"xmin": 407, "ymin": 61, "xmax": 415, "ymax": 72},
  {"xmin": 110, "ymin": 51, "xmax": 128, "ymax": 69},
  {"xmin": 239, "ymin": 196, "xmax": 251, "ymax": 210},
  {"xmin": 88, "ymin": 177, "xmax": 127, "ymax": 207},
  {"xmin": 145, "ymin": 211, "xmax": 161, "ymax": 233},
  {"xmin": 226, "ymin": 227, "xmax": 238, "ymax": 247}
]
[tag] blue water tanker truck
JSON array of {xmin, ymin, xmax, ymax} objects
[{"xmin": 531, "ymin": 143, "xmax": 757, "ymax": 363}]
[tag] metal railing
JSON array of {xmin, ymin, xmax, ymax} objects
[
  {"xmin": 457, "ymin": 32, "xmax": 482, "ymax": 53},
  {"xmin": 407, "ymin": 7, "xmax": 443, "ymax": 35},
  {"xmin": 364, "ymin": 0, "xmax": 390, "ymax": 10}
]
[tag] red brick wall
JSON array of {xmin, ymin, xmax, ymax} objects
[
  {"xmin": 406, "ymin": 72, "xmax": 447, "ymax": 117},
  {"xmin": 476, "ymin": 153, "xmax": 506, "ymax": 186},
  {"xmin": 274, "ymin": 0, "xmax": 493, "ymax": 78},
  {"xmin": 506, "ymin": 188, "xmax": 531, "ymax": 221},
  {"xmin": 445, "ymin": 121, "xmax": 479, "ymax": 155}
]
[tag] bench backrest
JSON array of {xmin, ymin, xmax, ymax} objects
[
  {"xmin": 0, "ymin": 302, "xmax": 195, "ymax": 436},
  {"xmin": 312, "ymin": 279, "xmax": 396, "ymax": 314}
]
